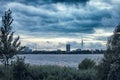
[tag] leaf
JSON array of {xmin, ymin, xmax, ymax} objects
[
  {"xmin": 13, "ymin": 36, "xmax": 20, "ymax": 47},
  {"xmin": 8, "ymin": 32, "xmax": 14, "ymax": 43},
  {"xmin": 18, "ymin": 46, "xmax": 25, "ymax": 51},
  {"xmin": 16, "ymin": 42, "xmax": 21, "ymax": 48}
]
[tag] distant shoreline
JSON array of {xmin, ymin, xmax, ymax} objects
[
  {"xmin": 18, "ymin": 51, "xmax": 104, "ymax": 54},
  {"xmin": 17, "ymin": 53, "xmax": 104, "ymax": 55}
]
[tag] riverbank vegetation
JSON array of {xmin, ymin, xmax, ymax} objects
[
  {"xmin": 0, "ymin": 65, "xmax": 97, "ymax": 80},
  {"xmin": 0, "ymin": 57, "xmax": 97, "ymax": 80}
]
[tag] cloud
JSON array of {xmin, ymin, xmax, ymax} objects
[
  {"xmin": 18, "ymin": 27, "xmax": 112, "ymax": 50},
  {"xmin": 0, "ymin": 0, "xmax": 120, "ymax": 50},
  {"xmin": 5, "ymin": 1, "xmax": 112, "ymax": 34},
  {"xmin": 49, "ymin": 0, "xmax": 90, "ymax": 4},
  {"xmin": 0, "ymin": 0, "xmax": 89, "ymax": 5}
]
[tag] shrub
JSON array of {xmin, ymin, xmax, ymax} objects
[
  {"xmin": 0, "ymin": 65, "xmax": 4, "ymax": 80},
  {"xmin": 77, "ymin": 69, "xmax": 97, "ymax": 80},
  {"xmin": 0, "ymin": 64, "xmax": 97, "ymax": 80},
  {"xmin": 78, "ymin": 58, "xmax": 96, "ymax": 70},
  {"xmin": 11, "ymin": 57, "xmax": 31, "ymax": 80},
  {"xmin": 29, "ymin": 65, "xmax": 97, "ymax": 80}
]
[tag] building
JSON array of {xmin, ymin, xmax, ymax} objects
[
  {"xmin": 56, "ymin": 49, "xmax": 62, "ymax": 54},
  {"xmin": 66, "ymin": 44, "xmax": 70, "ymax": 52},
  {"xmin": 24, "ymin": 47, "xmax": 32, "ymax": 53},
  {"xmin": 76, "ymin": 49, "xmax": 81, "ymax": 51}
]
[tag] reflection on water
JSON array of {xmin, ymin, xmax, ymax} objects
[{"xmin": 17, "ymin": 54, "xmax": 103, "ymax": 68}]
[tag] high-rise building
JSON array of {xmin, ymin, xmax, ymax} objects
[{"xmin": 66, "ymin": 44, "xmax": 70, "ymax": 52}]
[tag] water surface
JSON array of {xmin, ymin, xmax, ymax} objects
[{"xmin": 18, "ymin": 54, "xmax": 103, "ymax": 68}]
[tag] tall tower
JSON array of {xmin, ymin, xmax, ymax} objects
[
  {"xmin": 81, "ymin": 39, "xmax": 84, "ymax": 50},
  {"xmin": 66, "ymin": 44, "xmax": 70, "ymax": 52}
]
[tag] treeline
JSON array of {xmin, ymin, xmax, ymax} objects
[{"xmin": 21, "ymin": 49, "xmax": 105, "ymax": 54}]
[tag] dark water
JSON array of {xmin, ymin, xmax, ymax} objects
[{"xmin": 18, "ymin": 54, "xmax": 103, "ymax": 68}]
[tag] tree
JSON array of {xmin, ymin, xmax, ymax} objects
[
  {"xmin": 0, "ymin": 9, "xmax": 23, "ymax": 80},
  {"xmin": 78, "ymin": 58, "xmax": 96, "ymax": 70},
  {"xmin": 98, "ymin": 24, "xmax": 120, "ymax": 80}
]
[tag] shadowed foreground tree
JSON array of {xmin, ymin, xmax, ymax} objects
[
  {"xmin": 98, "ymin": 24, "xmax": 120, "ymax": 80},
  {"xmin": 0, "ymin": 9, "xmax": 24, "ymax": 80}
]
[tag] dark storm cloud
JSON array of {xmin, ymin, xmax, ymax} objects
[
  {"xmin": 1, "ymin": 0, "xmax": 119, "ymax": 33},
  {"xmin": 5, "ymin": 1, "xmax": 112, "ymax": 35},
  {"xmin": 1, "ymin": 1, "xmax": 113, "ymax": 31},
  {"xmin": 49, "ymin": 0, "xmax": 90, "ymax": 4},
  {"xmin": 0, "ymin": 0, "xmax": 89, "ymax": 5},
  {"xmin": 0, "ymin": 0, "xmax": 120, "ymax": 50},
  {"xmin": 75, "ymin": 10, "xmax": 111, "ymax": 21}
]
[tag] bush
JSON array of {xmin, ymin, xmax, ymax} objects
[
  {"xmin": 29, "ymin": 65, "xmax": 97, "ymax": 80},
  {"xmin": 0, "ymin": 65, "xmax": 4, "ymax": 80},
  {"xmin": 78, "ymin": 69, "xmax": 97, "ymax": 80},
  {"xmin": 0, "ymin": 61, "xmax": 97, "ymax": 80},
  {"xmin": 107, "ymin": 58, "xmax": 120, "ymax": 80},
  {"xmin": 78, "ymin": 58, "xmax": 96, "ymax": 70},
  {"xmin": 11, "ymin": 57, "xmax": 31, "ymax": 80}
]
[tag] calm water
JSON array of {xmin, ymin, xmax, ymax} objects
[{"xmin": 17, "ymin": 54, "xmax": 103, "ymax": 68}]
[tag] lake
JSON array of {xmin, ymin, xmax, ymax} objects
[{"xmin": 17, "ymin": 54, "xmax": 103, "ymax": 68}]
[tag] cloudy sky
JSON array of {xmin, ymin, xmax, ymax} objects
[{"xmin": 0, "ymin": 0, "xmax": 120, "ymax": 50}]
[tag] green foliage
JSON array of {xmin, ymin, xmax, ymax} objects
[
  {"xmin": 78, "ymin": 58, "xmax": 96, "ymax": 70},
  {"xmin": 0, "ymin": 9, "xmax": 24, "ymax": 66},
  {"xmin": 45, "ymin": 75, "xmax": 56, "ymax": 80},
  {"xmin": 107, "ymin": 58, "xmax": 120, "ymax": 80},
  {"xmin": 28, "ymin": 65, "xmax": 97, "ymax": 80},
  {"xmin": 0, "ymin": 65, "xmax": 4, "ymax": 79},
  {"xmin": 98, "ymin": 24, "xmax": 120, "ymax": 80},
  {"xmin": 0, "ymin": 9, "xmax": 24, "ymax": 80},
  {"xmin": 78, "ymin": 69, "xmax": 97, "ymax": 80},
  {"xmin": 11, "ymin": 57, "xmax": 31, "ymax": 80},
  {"xmin": 0, "ymin": 64, "xmax": 97, "ymax": 80}
]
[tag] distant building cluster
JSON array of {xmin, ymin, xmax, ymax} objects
[
  {"xmin": 21, "ymin": 39, "xmax": 105, "ymax": 54},
  {"xmin": 66, "ymin": 39, "xmax": 84, "ymax": 52}
]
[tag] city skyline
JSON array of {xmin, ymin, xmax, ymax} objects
[{"xmin": 0, "ymin": 0, "xmax": 120, "ymax": 50}]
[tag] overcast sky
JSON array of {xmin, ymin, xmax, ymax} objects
[{"xmin": 0, "ymin": 0, "xmax": 120, "ymax": 50}]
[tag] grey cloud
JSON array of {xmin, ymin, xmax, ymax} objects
[
  {"xmin": 49, "ymin": 0, "xmax": 90, "ymax": 4},
  {"xmin": 0, "ymin": 0, "xmax": 90, "ymax": 5},
  {"xmin": 26, "ymin": 40, "xmax": 105, "ymax": 50},
  {"xmin": 8, "ymin": 2, "xmax": 112, "ymax": 35},
  {"xmin": 85, "ymin": 43, "xmax": 106, "ymax": 50},
  {"xmin": 0, "ymin": 0, "xmax": 120, "ymax": 50}
]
